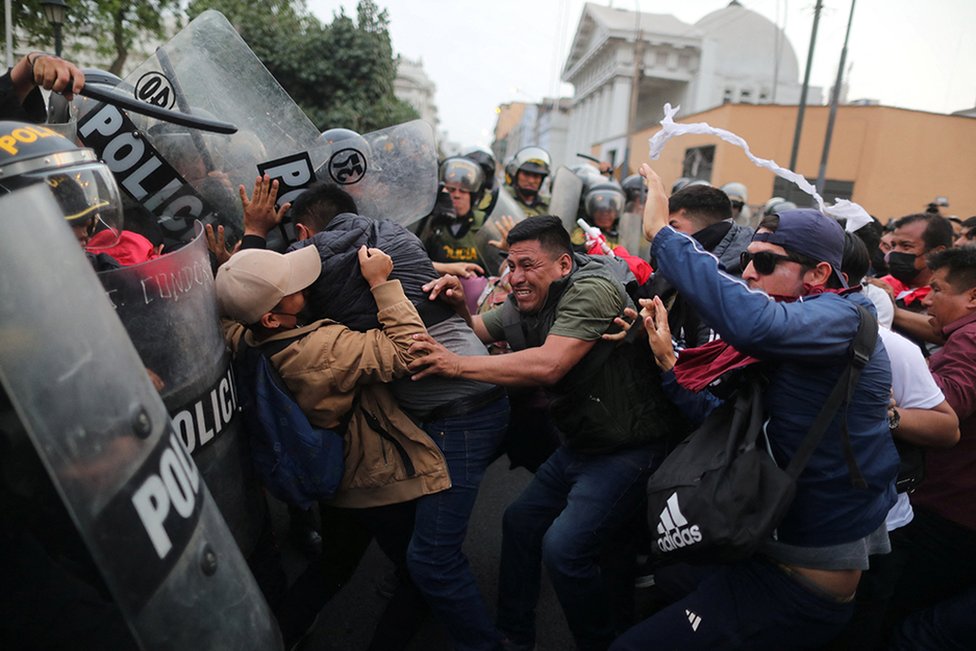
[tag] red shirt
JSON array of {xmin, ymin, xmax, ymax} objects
[{"xmin": 912, "ymin": 310, "xmax": 976, "ymax": 530}]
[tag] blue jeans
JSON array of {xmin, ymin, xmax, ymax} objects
[
  {"xmin": 497, "ymin": 444, "xmax": 661, "ymax": 650},
  {"xmin": 407, "ymin": 396, "xmax": 510, "ymax": 651}
]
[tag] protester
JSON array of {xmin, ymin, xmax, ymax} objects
[
  {"xmin": 882, "ymin": 247, "xmax": 976, "ymax": 640},
  {"xmin": 646, "ymin": 182, "xmax": 753, "ymax": 349},
  {"xmin": 611, "ymin": 164, "xmax": 898, "ymax": 650},
  {"xmin": 215, "ymin": 239, "xmax": 448, "ymax": 650},
  {"xmin": 409, "ymin": 216, "xmax": 688, "ymax": 650}
]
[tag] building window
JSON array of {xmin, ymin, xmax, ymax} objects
[
  {"xmin": 682, "ymin": 145, "xmax": 715, "ymax": 182},
  {"xmin": 723, "ymin": 88, "xmax": 733, "ymax": 104},
  {"xmin": 607, "ymin": 149, "xmax": 617, "ymax": 167},
  {"xmin": 739, "ymin": 88, "xmax": 753, "ymax": 103},
  {"xmin": 772, "ymin": 177, "xmax": 855, "ymax": 207},
  {"xmin": 759, "ymin": 89, "xmax": 770, "ymax": 102}
]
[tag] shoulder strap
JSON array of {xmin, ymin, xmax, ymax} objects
[
  {"xmin": 252, "ymin": 333, "xmax": 355, "ymax": 433},
  {"xmin": 785, "ymin": 304, "xmax": 878, "ymax": 487}
]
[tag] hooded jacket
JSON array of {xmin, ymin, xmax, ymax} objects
[{"xmin": 289, "ymin": 212, "xmax": 453, "ymax": 332}]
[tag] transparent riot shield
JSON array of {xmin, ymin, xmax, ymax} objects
[
  {"xmin": 477, "ymin": 187, "xmax": 527, "ymax": 275},
  {"xmin": 74, "ymin": 9, "xmax": 320, "ymax": 249},
  {"xmin": 306, "ymin": 119, "xmax": 438, "ymax": 227},
  {"xmin": 0, "ymin": 186, "xmax": 280, "ymax": 650},
  {"xmin": 617, "ymin": 211, "xmax": 651, "ymax": 259},
  {"xmin": 547, "ymin": 165, "xmax": 584, "ymax": 233},
  {"xmin": 97, "ymin": 223, "xmax": 266, "ymax": 557}
]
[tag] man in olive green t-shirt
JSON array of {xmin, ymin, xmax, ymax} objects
[{"xmin": 408, "ymin": 216, "xmax": 684, "ymax": 649}]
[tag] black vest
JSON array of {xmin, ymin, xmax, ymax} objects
[{"xmin": 500, "ymin": 254, "xmax": 688, "ymax": 453}]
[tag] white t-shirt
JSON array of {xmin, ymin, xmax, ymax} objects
[
  {"xmin": 880, "ymin": 327, "xmax": 945, "ymax": 531},
  {"xmin": 863, "ymin": 283, "xmax": 895, "ymax": 329}
]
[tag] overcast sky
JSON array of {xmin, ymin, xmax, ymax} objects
[{"xmin": 306, "ymin": 0, "xmax": 976, "ymax": 150}]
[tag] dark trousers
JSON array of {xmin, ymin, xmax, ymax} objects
[
  {"xmin": 885, "ymin": 508, "xmax": 976, "ymax": 636},
  {"xmin": 611, "ymin": 558, "xmax": 854, "ymax": 651},
  {"xmin": 277, "ymin": 502, "xmax": 428, "ymax": 651},
  {"xmin": 890, "ymin": 585, "xmax": 976, "ymax": 650}
]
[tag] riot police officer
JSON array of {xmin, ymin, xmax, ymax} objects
[
  {"xmin": 423, "ymin": 156, "xmax": 489, "ymax": 278},
  {"xmin": 503, "ymin": 146, "xmax": 551, "ymax": 217},
  {"xmin": 0, "ymin": 120, "xmax": 123, "ymax": 270},
  {"xmin": 571, "ymin": 179, "xmax": 626, "ymax": 253}
]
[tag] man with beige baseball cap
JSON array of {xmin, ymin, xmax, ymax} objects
[
  {"xmin": 216, "ymin": 245, "xmax": 322, "ymax": 327},
  {"xmin": 215, "ymin": 243, "xmax": 450, "ymax": 649}
]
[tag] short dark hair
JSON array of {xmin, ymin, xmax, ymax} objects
[
  {"xmin": 841, "ymin": 231, "xmax": 871, "ymax": 286},
  {"xmin": 892, "ymin": 213, "xmax": 954, "ymax": 251},
  {"xmin": 927, "ymin": 247, "xmax": 976, "ymax": 292},
  {"xmin": 288, "ymin": 182, "xmax": 358, "ymax": 233},
  {"xmin": 668, "ymin": 185, "xmax": 732, "ymax": 224},
  {"xmin": 507, "ymin": 215, "xmax": 572, "ymax": 260}
]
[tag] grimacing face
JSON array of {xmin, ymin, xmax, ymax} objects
[
  {"xmin": 921, "ymin": 267, "xmax": 976, "ymax": 332},
  {"xmin": 505, "ymin": 239, "xmax": 571, "ymax": 314}
]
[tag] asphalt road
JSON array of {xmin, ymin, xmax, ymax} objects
[{"xmin": 276, "ymin": 457, "xmax": 577, "ymax": 651}]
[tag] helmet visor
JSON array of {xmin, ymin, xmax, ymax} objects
[
  {"xmin": 585, "ymin": 189, "xmax": 624, "ymax": 218},
  {"xmin": 28, "ymin": 163, "xmax": 124, "ymax": 249},
  {"xmin": 440, "ymin": 158, "xmax": 485, "ymax": 193}
]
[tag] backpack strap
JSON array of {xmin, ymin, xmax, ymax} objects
[
  {"xmin": 785, "ymin": 304, "xmax": 878, "ymax": 488},
  {"xmin": 254, "ymin": 333, "xmax": 356, "ymax": 434}
]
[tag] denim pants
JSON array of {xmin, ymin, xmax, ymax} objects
[
  {"xmin": 497, "ymin": 444, "xmax": 661, "ymax": 650},
  {"xmin": 406, "ymin": 396, "xmax": 510, "ymax": 651},
  {"xmin": 610, "ymin": 558, "xmax": 854, "ymax": 651}
]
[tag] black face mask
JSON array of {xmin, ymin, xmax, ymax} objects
[{"xmin": 886, "ymin": 251, "xmax": 921, "ymax": 284}]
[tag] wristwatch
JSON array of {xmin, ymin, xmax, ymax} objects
[{"xmin": 888, "ymin": 406, "xmax": 901, "ymax": 431}]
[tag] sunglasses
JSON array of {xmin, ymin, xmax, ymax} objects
[
  {"xmin": 739, "ymin": 250, "xmax": 805, "ymax": 275},
  {"xmin": 730, "ymin": 200, "xmax": 744, "ymax": 209}
]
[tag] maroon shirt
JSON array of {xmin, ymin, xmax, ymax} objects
[{"xmin": 912, "ymin": 310, "xmax": 976, "ymax": 530}]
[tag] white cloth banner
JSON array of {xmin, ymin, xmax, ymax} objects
[{"xmin": 648, "ymin": 103, "xmax": 872, "ymax": 233}]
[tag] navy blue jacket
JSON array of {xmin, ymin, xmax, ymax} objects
[
  {"xmin": 289, "ymin": 213, "xmax": 452, "ymax": 332},
  {"xmin": 651, "ymin": 226, "xmax": 898, "ymax": 547}
]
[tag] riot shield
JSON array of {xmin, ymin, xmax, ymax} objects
[
  {"xmin": 0, "ymin": 186, "xmax": 280, "ymax": 650},
  {"xmin": 547, "ymin": 165, "xmax": 584, "ymax": 233},
  {"xmin": 617, "ymin": 211, "xmax": 651, "ymax": 259},
  {"xmin": 477, "ymin": 188, "xmax": 527, "ymax": 275},
  {"xmin": 74, "ymin": 9, "xmax": 320, "ymax": 249},
  {"xmin": 97, "ymin": 223, "xmax": 266, "ymax": 557},
  {"xmin": 305, "ymin": 119, "xmax": 438, "ymax": 227}
]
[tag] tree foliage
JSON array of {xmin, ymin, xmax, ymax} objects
[
  {"xmin": 187, "ymin": 0, "xmax": 418, "ymax": 132},
  {"xmin": 1, "ymin": 0, "xmax": 181, "ymax": 75}
]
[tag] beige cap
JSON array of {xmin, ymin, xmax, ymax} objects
[{"xmin": 215, "ymin": 246, "xmax": 321, "ymax": 324}]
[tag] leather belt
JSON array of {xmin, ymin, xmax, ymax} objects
[{"xmin": 424, "ymin": 386, "xmax": 507, "ymax": 422}]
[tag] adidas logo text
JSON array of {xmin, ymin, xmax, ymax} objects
[{"xmin": 656, "ymin": 492, "xmax": 702, "ymax": 552}]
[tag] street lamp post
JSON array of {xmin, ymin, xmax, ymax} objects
[{"xmin": 40, "ymin": 0, "xmax": 67, "ymax": 57}]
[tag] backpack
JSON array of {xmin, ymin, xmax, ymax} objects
[
  {"xmin": 645, "ymin": 304, "xmax": 878, "ymax": 563},
  {"xmin": 235, "ymin": 336, "xmax": 347, "ymax": 510}
]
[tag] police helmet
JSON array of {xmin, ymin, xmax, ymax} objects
[
  {"xmin": 504, "ymin": 146, "xmax": 552, "ymax": 186},
  {"xmin": 721, "ymin": 182, "xmax": 748, "ymax": 204},
  {"xmin": 621, "ymin": 174, "xmax": 647, "ymax": 207},
  {"xmin": 463, "ymin": 146, "xmax": 496, "ymax": 191},
  {"xmin": 439, "ymin": 157, "xmax": 486, "ymax": 212},
  {"xmin": 583, "ymin": 181, "xmax": 625, "ymax": 226},
  {"xmin": 763, "ymin": 197, "xmax": 798, "ymax": 217},
  {"xmin": 0, "ymin": 121, "xmax": 122, "ymax": 249}
]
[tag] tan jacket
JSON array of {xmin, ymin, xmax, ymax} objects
[{"xmin": 225, "ymin": 280, "xmax": 450, "ymax": 508}]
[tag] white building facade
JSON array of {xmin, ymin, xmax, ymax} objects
[
  {"xmin": 562, "ymin": 1, "xmax": 817, "ymax": 172},
  {"xmin": 394, "ymin": 57, "xmax": 439, "ymax": 130}
]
